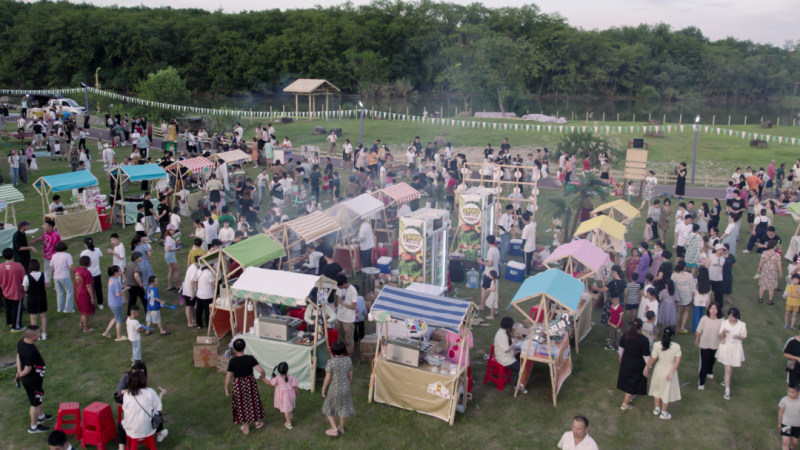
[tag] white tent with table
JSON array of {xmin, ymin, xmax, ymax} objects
[
  {"xmin": 33, "ymin": 171, "xmax": 102, "ymax": 239},
  {"xmin": 210, "ymin": 150, "xmax": 252, "ymax": 165},
  {"xmin": 267, "ymin": 211, "xmax": 342, "ymax": 270}
]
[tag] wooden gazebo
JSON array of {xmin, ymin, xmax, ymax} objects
[{"xmin": 283, "ymin": 79, "xmax": 340, "ymax": 120}]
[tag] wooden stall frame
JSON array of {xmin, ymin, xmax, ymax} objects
[{"xmin": 106, "ymin": 166, "xmax": 162, "ymax": 229}]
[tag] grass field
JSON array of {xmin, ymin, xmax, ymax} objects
[{"xmin": 0, "ymin": 118, "xmax": 796, "ymax": 449}]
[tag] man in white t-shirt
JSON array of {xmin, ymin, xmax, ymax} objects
[
  {"xmin": 181, "ymin": 259, "xmax": 201, "ymax": 328},
  {"xmin": 357, "ymin": 218, "xmax": 374, "ymax": 268},
  {"xmin": 497, "ymin": 205, "xmax": 515, "ymax": 264},
  {"xmin": 335, "ymin": 275, "xmax": 357, "ymax": 359},
  {"xmin": 102, "ymin": 144, "xmax": 116, "ymax": 171},
  {"xmin": 557, "ymin": 415, "xmax": 599, "ymax": 450},
  {"xmin": 521, "ymin": 212, "xmax": 537, "ymax": 275},
  {"xmin": 478, "ymin": 235, "xmax": 501, "ymax": 310},
  {"xmin": 326, "ymin": 130, "xmax": 337, "ymax": 156},
  {"xmin": 256, "ymin": 168, "xmax": 270, "ymax": 202},
  {"xmin": 674, "ymin": 214, "xmax": 693, "ymax": 260},
  {"xmin": 107, "ymin": 233, "xmax": 126, "ymax": 273}
]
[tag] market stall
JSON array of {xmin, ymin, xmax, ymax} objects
[
  {"xmin": 508, "ymin": 269, "xmax": 585, "ymax": 405},
  {"xmin": 374, "ymin": 182, "xmax": 420, "ymax": 245},
  {"xmin": 210, "ymin": 149, "xmax": 252, "ymax": 166},
  {"xmin": 234, "ymin": 267, "xmax": 335, "ymax": 391},
  {"xmin": 542, "ymin": 240, "xmax": 611, "ymax": 352},
  {"xmin": 591, "ymin": 199, "xmax": 641, "ymax": 226},
  {"xmin": 572, "ymin": 215, "xmax": 627, "ymax": 255},
  {"xmin": 199, "ymin": 234, "xmax": 286, "ymax": 338},
  {"xmin": 268, "ymin": 211, "xmax": 341, "ymax": 270},
  {"xmin": 368, "ymin": 285, "xmax": 475, "ymax": 425},
  {"xmin": 324, "ymin": 193, "xmax": 386, "ymax": 273},
  {"xmin": 398, "ymin": 208, "xmax": 450, "ymax": 289},
  {"xmin": 33, "ymin": 171, "xmax": 102, "ymax": 240},
  {"xmin": 0, "ymin": 185, "xmax": 25, "ymax": 225},
  {"xmin": 166, "ymin": 156, "xmax": 214, "ymax": 214},
  {"xmin": 107, "ymin": 164, "xmax": 168, "ymax": 228},
  {"xmin": 452, "ymin": 186, "xmax": 497, "ymax": 269}
]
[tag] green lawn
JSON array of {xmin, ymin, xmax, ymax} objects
[{"xmin": 0, "ymin": 123, "xmax": 794, "ymax": 449}]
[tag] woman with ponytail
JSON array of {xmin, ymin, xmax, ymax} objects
[
  {"xmin": 268, "ymin": 361, "xmax": 299, "ymax": 429},
  {"xmin": 224, "ymin": 338, "xmax": 266, "ymax": 435},
  {"xmin": 644, "ymin": 326, "xmax": 682, "ymax": 419}
]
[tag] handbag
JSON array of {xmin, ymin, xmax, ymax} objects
[{"xmin": 131, "ymin": 392, "xmax": 164, "ymax": 429}]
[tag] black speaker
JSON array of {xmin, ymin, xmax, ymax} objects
[
  {"xmin": 633, "ymin": 138, "xmax": 644, "ymax": 148},
  {"xmin": 449, "ymin": 259, "xmax": 465, "ymax": 283}
]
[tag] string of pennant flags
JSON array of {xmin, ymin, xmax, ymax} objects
[{"xmin": 2, "ymin": 86, "xmax": 798, "ymax": 147}]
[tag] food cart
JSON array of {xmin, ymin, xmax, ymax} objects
[
  {"xmin": 33, "ymin": 171, "xmax": 102, "ymax": 240},
  {"xmin": 267, "ymin": 211, "xmax": 341, "ymax": 270},
  {"xmin": 542, "ymin": 239, "xmax": 611, "ymax": 352},
  {"xmin": 591, "ymin": 199, "xmax": 641, "ymax": 226},
  {"xmin": 508, "ymin": 269, "xmax": 585, "ymax": 405},
  {"xmin": 165, "ymin": 156, "xmax": 214, "ymax": 214},
  {"xmin": 572, "ymin": 215, "xmax": 627, "ymax": 256},
  {"xmin": 452, "ymin": 186, "xmax": 496, "ymax": 269},
  {"xmin": 107, "ymin": 164, "xmax": 168, "ymax": 228},
  {"xmin": 235, "ymin": 267, "xmax": 335, "ymax": 392},
  {"xmin": 398, "ymin": 207, "xmax": 450, "ymax": 289},
  {"xmin": 0, "ymin": 185, "xmax": 25, "ymax": 225},
  {"xmin": 199, "ymin": 234, "xmax": 286, "ymax": 338},
  {"xmin": 368, "ymin": 285, "xmax": 474, "ymax": 425},
  {"xmin": 374, "ymin": 182, "xmax": 420, "ymax": 245}
]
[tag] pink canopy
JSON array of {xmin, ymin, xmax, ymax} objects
[{"xmin": 543, "ymin": 239, "xmax": 611, "ymax": 279}]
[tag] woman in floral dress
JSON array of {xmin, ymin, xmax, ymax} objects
[
  {"xmin": 757, "ymin": 240, "xmax": 782, "ymax": 305},
  {"xmin": 640, "ymin": 170, "xmax": 657, "ymax": 210},
  {"xmin": 321, "ymin": 341, "xmax": 354, "ymax": 437}
]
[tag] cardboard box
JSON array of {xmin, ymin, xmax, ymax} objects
[
  {"xmin": 359, "ymin": 335, "xmax": 378, "ymax": 361},
  {"xmin": 194, "ymin": 336, "xmax": 219, "ymax": 368}
]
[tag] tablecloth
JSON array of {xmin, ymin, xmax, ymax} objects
[
  {"xmin": 243, "ymin": 334, "xmax": 327, "ymax": 390},
  {"xmin": 0, "ymin": 226, "xmax": 18, "ymax": 251},
  {"xmin": 122, "ymin": 199, "xmax": 160, "ymax": 225},
  {"xmin": 47, "ymin": 209, "xmax": 101, "ymax": 240}
]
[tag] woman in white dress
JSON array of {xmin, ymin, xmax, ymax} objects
[
  {"xmin": 639, "ymin": 170, "xmax": 657, "ymax": 210},
  {"xmin": 644, "ymin": 326, "xmax": 682, "ymax": 420},
  {"xmin": 716, "ymin": 307, "xmax": 747, "ymax": 400}
]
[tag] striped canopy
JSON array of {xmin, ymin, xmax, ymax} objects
[
  {"xmin": 380, "ymin": 182, "xmax": 419, "ymax": 205},
  {"xmin": 286, "ymin": 211, "xmax": 341, "ymax": 243},
  {"xmin": 371, "ymin": 285, "xmax": 471, "ymax": 329},
  {"xmin": 170, "ymin": 156, "xmax": 213, "ymax": 174},
  {"xmin": 0, "ymin": 185, "xmax": 25, "ymax": 204}
]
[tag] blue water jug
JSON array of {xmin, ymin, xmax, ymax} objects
[{"xmin": 466, "ymin": 268, "xmax": 480, "ymax": 289}]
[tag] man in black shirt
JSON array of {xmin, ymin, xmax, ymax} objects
[
  {"xmin": 727, "ymin": 190, "xmax": 745, "ymax": 222},
  {"xmin": 13, "ymin": 220, "xmax": 35, "ymax": 273},
  {"xmin": 310, "ymin": 166, "xmax": 321, "ymax": 201},
  {"xmin": 756, "ymin": 226, "xmax": 782, "ymax": 254},
  {"xmin": 156, "ymin": 195, "xmax": 171, "ymax": 242},
  {"xmin": 141, "ymin": 191, "xmax": 157, "ymax": 239},
  {"xmin": 483, "ymin": 143, "xmax": 494, "ymax": 158},
  {"xmin": 500, "ymin": 138, "xmax": 511, "ymax": 153},
  {"xmin": 15, "ymin": 326, "xmax": 52, "ymax": 434},
  {"xmin": 409, "ymin": 175, "xmax": 423, "ymax": 210}
]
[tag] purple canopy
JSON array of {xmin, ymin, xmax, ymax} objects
[{"xmin": 543, "ymin": 239, "xmax": 611, "ymax": 278}]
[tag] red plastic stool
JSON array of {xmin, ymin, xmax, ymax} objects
[
  {"xmin": 372, "ymin": 246, "xmax": 389, "ymax": 263},
  {"xmin": 326, "ymin": 328, "xmax": 339, "ymax": 350},
  {"xmin": 126, "ymin": 434, "xmax": 157, "ymax": 450},
  {"xmin": 98, "ymin": 214, "xmax": 111, "ymax": 231},
  {"xmin": 483, "ymin": 345, "xmax": 512, "ymax": 391},
  {"xmin": 55, "ymin": 402, "xmax": 82, "ymax": 441},
  {"xmin": 81, "ymin": 402, "xmax": 116, "ymax": 449},
  {"xmin": 529, "ymin": 305, "xmax": 545, "ymax": 323}
]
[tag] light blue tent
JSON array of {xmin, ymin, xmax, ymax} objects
[
  {"xmin": 107, "ymin": 164, "xmax": 167, "ymax": 183},
  {"xmin": 33, "ymin": 171, "xmax": 99, "ymax": 219},
  {"xmin": 509, "ymin": 268, "xmax": 585, "ymax": 313}
]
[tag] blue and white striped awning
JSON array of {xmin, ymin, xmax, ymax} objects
[{"xmin": 371, "ymin": 286, "xmax": 470, "ymax": 329}]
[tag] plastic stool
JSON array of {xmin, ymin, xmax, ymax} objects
[
  {"xmin": 529, "ymin": 305, "xmax": 545, "ymax": 323},
  {"xmin": 372, "ymin": 246, "xmax": 389, "ymax": 263},
  {"xmin": 81, "ymin": 402, "xmax": 116, "ymax": 449},
  {"xmin": 126, "ymin": 434, "xmax": 157, "ymax": 450},
  {"xmin": 55, "ymin": 402, "xmax": 82, "ymax": 441},
  {"xmin": 483, "ymin": 345, "xmax": 512, "ymax": 391}
]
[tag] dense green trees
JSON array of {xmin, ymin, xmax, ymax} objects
[{"xmin": 0, "ymin": 0, "xmax": 796, "ymax": 110}]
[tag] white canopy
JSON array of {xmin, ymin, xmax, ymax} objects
[
  {"xmin": 231, "ymin": 267, "xmax": 330, "ymax": 306},
  {"xmin": 211, "ymin": 150, "xmax": 252, "ymax": 164},
  {"xmin": 344, "ymin": 193, "xmax": 384, "ymax": 218}
]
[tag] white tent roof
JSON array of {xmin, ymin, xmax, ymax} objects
[
  {"xmin": 211, "ymin": 150, "xmax": 252, "ymax": 164},
  {"xmin": 344, "ymin": 193, "xmax": 384, "ymax": 218},
  {"xmin": 286, "ymin": 211, "xmax": 341, "ymax": 243},
  {"xmin": 231, "ymin": 267, "xmax": 324, "ymax": 306}
]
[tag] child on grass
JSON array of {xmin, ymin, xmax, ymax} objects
[
  {"xmin": 624, "ymin": 273, "xmax": 642, "ymax": 323},
  {"xmin": 779, "ymin": 384, "xmax": 800, "ymax": 450},
  {"xmin": 627, "ymin": 181, "xmax": 635, "ymax": 203},
  {"xmin": 145, "ymin": 276, "xmax": 170, "ymax": 336},
  {"xmin": 638, "ymin": 287, "xmax": 660, "ymax": 325},
  {"xmin": 605, "ymin": 296, "xmax": 623, "ymax": 351},
  {"xmin": 268, "ymin": 362, "xmax": 299, "ymax": 430},
  {"xmin": 126, "ymin": 306, "xmax": 146, "ymax": 363},
  {"xmin": 102, "ymin": 265, "xmax": 128, "ymax": 341},
  {"xmin": 642, "ymin": 310, "xmax": 658, "ymax": 348},
  {"xmin": 786, "ymin": 275, "xmax": 800, "ymax": 330},
  {"xmin": 485, "ymin": 270, "xmax": 499, "ymax": 320}
]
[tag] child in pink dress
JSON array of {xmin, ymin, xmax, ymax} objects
[{"xmin": 268, "ymin": 362, "xmax": 298, "ymax": 429}]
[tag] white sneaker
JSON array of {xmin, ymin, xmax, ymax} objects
[
  {"xmin": 157, "ymin": 429, "xmax": 168, "ymax": 443},
  {"xmin": 723, "ymin": 389, "xmax": 730, "ymax": 400},
  {"xmin": 98, "ymin": 305, "xmax": 104, "ymax": 310},
  {"xmin": 41, "ymin": 332, "xmax": 47, "ymax": 341},
  {"xmin": 706, "ymin": 374, "xmax": 714, "ymax": 380},
  {"xmin": 697, "ymin": 384, "xmax": 704, "ymax": 390}
]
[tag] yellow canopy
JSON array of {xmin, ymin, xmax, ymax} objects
[
  {"xmin": 591, "ymin": 199, "xmax": 641, "ymax": 224},
  {"xmin": 573, "ymin": 216, "xmax": 626, "ymax": 252}
]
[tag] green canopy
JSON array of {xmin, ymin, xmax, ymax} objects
[{"xmin": 223, "ymin": 234, "xmax": 285, "ymax": 267}]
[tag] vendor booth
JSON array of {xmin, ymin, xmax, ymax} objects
[
  {"xmin": 325, "ymin": 193, "xmax": 386, "ymax": 274},
  {"xmin": 368, "ymin": 285, "xmax": 475, "ymax": 425},
  {"xmin": 398, "ymin": 208, "xmax": 450, "ymax": 289},
  {"xmin": 542, "ymin": 240, "xmax": 611, "ymax": 352},
  {"xmin": 591, "ymin": 199, "xmax": 641, "ymax": 226},
  {"xmin": 268, "ymin": 211, "xmax": 341, "ymax": 270},
  {"xmin": 508, "ymin": 269, "xmax": 585, "ymax": 405},
  {"xmin": 452, "ymin": 186, "xmax": 497, "ymax": 268},
  {"xmin": 199, "ymin": 234, "xmax": 286, "ymax": 338},
  {"xmin": 374, "ymin": 182, "xmax": 420, "ymax": 245},
  {"xmin": 210, "ymin": 149, "xmax": 252, "ymax": 166},
  {"xmin": 0, "ymin": 185, "xmax": 25, "ymax": 224},
  {"xmin": 234, "ymin": 267, "xmax": 335, "ymax": 392},
  {"xmin": 33, "ymin": 171, "xmax": 102, "ymax": 240},
  {"xmin": 572, "ymin": 215, "xmax": 627, "ymax": 255},
  {"xmin": 166, "ymin": 156, "xmax": 214, "ymax": 214},
  {"xmin": 107, "ymin": 164, "xmax": 168, "ymax": 228}
]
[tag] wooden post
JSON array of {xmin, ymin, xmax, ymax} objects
[
  {"xmin": 440, "ymin": 106, "xmax": 443, "ymax": 119},
  {"xmin": 455, "ymin": 106, "xmax": 458, "ymax": 117},
  {"xmin": 617, "ymin": 113, "xmax": 620, "ymax": 122},
  {"xmin": 585, "ymin": 112, "xmax": 588, "ymax": 122},
  {"xmin": 744, "ymin": 116, "xmax": 747, "ymax": 126},
  {"xmin": 662, "ymin": 114, "xmax": 666, "ymax": 124},
  {"xmin": 760, "ymin": 116, "xmax": 763, "ymax": 124},
  {"xmin": 679, "ymin": 114, "xmax": 682, "ymax": 124},
  {"xmin": 728, "ymin": 116, "xmax": 731, "ymax": 126},
  {"xmin": 632, "ymin": 113, "xmax": 636, "ymax": 123},
  {"xmin": 648, "ymin": 113, "xmax": 651, "ymax": 122},
  {"xmin": 778, "ymin": 117, "xmax": 781, "ymax": 127},
  {"xmin": 325, "ymin": 94, "xmax": 329, "ymax": 120},
  {"xmin": 602, "ymin": 112, "xmax": 605, "ymax": 121},
  {"xmin": 294, "ymin": 95, "xmax": 298, "ymax": 118},
  {"xmin": 712, "ymin": 115, "xmax": 715, "ymax": 126}
]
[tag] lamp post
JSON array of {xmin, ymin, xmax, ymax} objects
[
  {"xmin": 691, "ymin": 115, "xmax": 700, "ymax": 185},
  {"xmin": 358, "ymin": 101, "xmax": 366, "ymax": 147}
]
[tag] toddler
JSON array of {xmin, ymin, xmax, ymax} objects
[
  {"xmin": 268, "ymin": 362, "xmax": 299, "ymax": 429},
  {"xmin": 786, "ymin": 275, "xmax": 800, "ymax": 330},
  {"xmin": 642, "ymin": 310, "xmax": 658, "ymax": 348},
  {"xmin": 145, "ymin": 276, "xmax": 170, "ymax": 335},
  {"xmin": 485, "ymin": 270, "xmax": 499, "ymax": 320},
  {"xmin": 126, "ymin": 306, "xmax": 148, "ymax": 363},
  {"xmin": 605, "ymin": 296, "xmax": 623, "ymax": 351}
]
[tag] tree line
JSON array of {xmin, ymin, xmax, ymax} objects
[{"xmin": 0, "ymin": 0, "xmax": 797, "ymax": 113}]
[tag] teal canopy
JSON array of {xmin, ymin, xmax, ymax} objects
[
  {"xmin": 109, "ymin": 164, "xmax": 167, "ymax": 182},
  {"xmin": 34, "ymin": 170, "xmax": 98, "ymax": 192},
  {"xmin": 509, "ymin": 269, "xmax": 585, "ymax": 313}
]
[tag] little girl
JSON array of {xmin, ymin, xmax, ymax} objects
[
  {"xmin": 29, "ymin": 153, "xmax": 38, "ymax": 173},
  {"xmin": 268, "ymin": 362, "xmax": 299, "ymax": 429},
  {"xmin": 786, "ymin": 274, "xmax": 800, "ymax": 330},
  {"xmin": 485, "ymin": 270, "xmax": 499, "ymax": 320}
]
